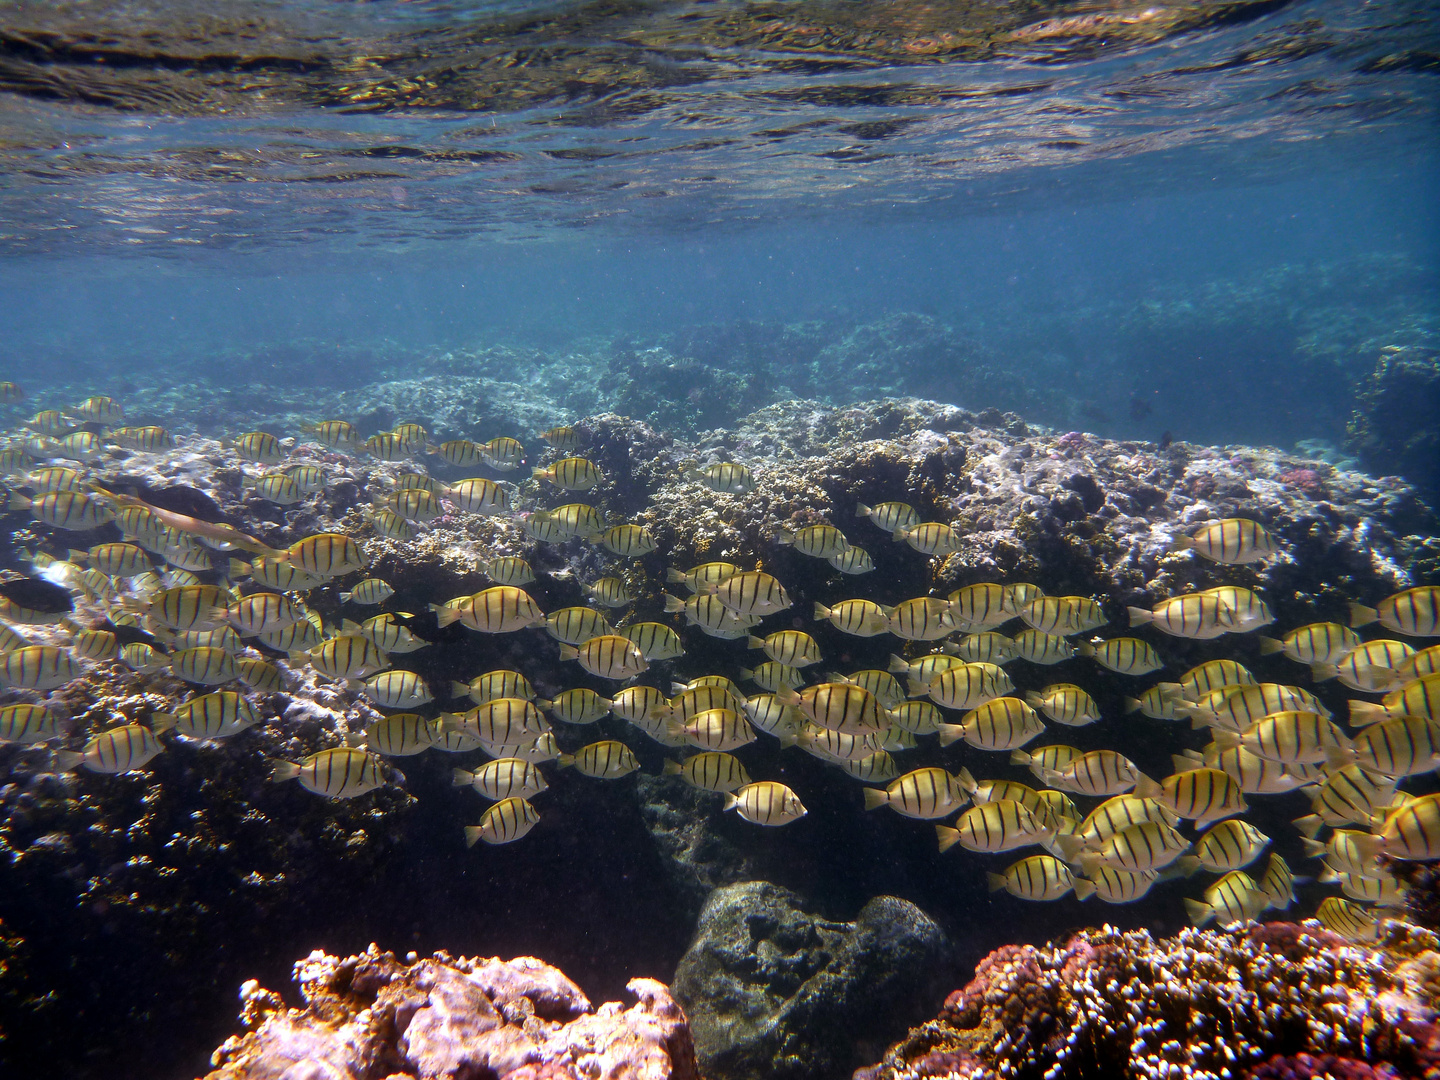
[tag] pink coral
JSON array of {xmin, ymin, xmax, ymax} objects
[{"xmin": 1277, "ymin": 467, "xmax": 1326, "ymax": 497}]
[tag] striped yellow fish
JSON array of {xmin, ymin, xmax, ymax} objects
[
  {"xmin": 1010, "ymin": 629, "xmax": 1075, "ymax": 665},
  {"xmin": 828, "ymin": 547, "xmax": 875, "ymax": 575},
  {"xmin": 429, "ymin": 439, "xmax": 485, "ymax": 467},
  {"xmin": 232, "ymin": 431, "xmax": 286, "ymax": 464},
  {"xmin": 583, "ymin": 577, "xmax": 633, "ymax": 608},
  {"xmin": 842, "ymin": 750, "xmax": 899, "ymax": 783},
  {"xmin": 11, "ymin": 490, "xmax": 116, "ymax": 530},
  {"xmin": 1025, "ymin": 684, "xmax": 1100, "ymax": 727},
  {"xmin": 1079, "ymin": 636, "xmax": 1162, "ymax": 675},
  {"xmin": 302, "ymin": 634, "xmax": 390, "ymax": 679},
  {"xmin": 612, "ymin": 623, "xmax": 679, "ymax": 662},
  {"xmin": 776, "ymin": 682, "xmax": 886, "ymax": 735},
  {"xmin": 162, "ymin": 692, "xmax": 262, "ymax": 739},
  {"xmin": 1164, "ymin": 659, "xmax": 1257, "ymax": 701},
  {"xmin": 435, "ymin": 587, "xmax": 546, "ymax": 633},
  {"xmin": 29, "ymin": 465, "xmax": 86, "ymax": 493},
  {"xmin": 1300, "ymin": 829, "xmax": 1382, "ymax": 877},
  {"xmin": 1073, "ymin": 794, "xmax": 1180, "ymax": 844},
  {"xmin": 612, "ymin": 685, "xmax": 673, "ymax": 726},
  {"xmin": 937, "ymin": 799, "xmax": 1051, "ymax": 854},
  {"xmin": 815, "ymin": 599, "xmax": 891, "ymax": 637},
  {"xmin": 724, "ymin": 781, "xmax": 807, "ymax": 826},
  {"xmin": 887, "ymin": 597, "xmax": 958, "ymax": 641},
  {"xmin": 0, "ymin": 646, "xmax": 83, "ymax": 690},
  {"xmin": 1176, "ymin": 518, "xmax": 1277, "ymax": 564},
  {"xmin": 57, "ymin": 722, "xmax": 174, "ymax": 773},
  {"xmin": 170, "ymin": 646, "xmax": 238, "ymax": 685},
  {"xmin": 534, "ymin": 456, "xmax": 602, "ymax": 491},
  {"xmin": 1294, "ymin": 765, "xmax": 1397, "ymax": 833},
  {"xmin": 741, "ymin": 694, "xmax": 805, "ymax": 741},
  {"xmin": 863, "ymin": 767, "xmax": 969, "ymax": 820},
  {"xmin": 244, "ymin": 473, "xmax": 304, "ymax": 505},
  {"xmin": 887, "ymin": 700, "xmax": 942, "ymax": 735},
  {"xmin": 560, "ymin": 634, "xmax": 647, "ymax": 679},
  {"xmin": 949, "ymin": 631, "xmax": 1019, "ymax": 665},
  {"xmin": 987, "ymin": 855, "xmax": 1076, "ymax": 901},
  {"xmin": 71, "ymin": 629, "xmax": 120, "ymax": 661},
  {"xmin": 748, "ymin": 629, "xmax": 822, "ymax": 667},
  {"xmin": 664, "ymin": 751, "xmax": 751, "ymax": 792},
  {"xmin": 300, "ymin": 420, "xmax": 359, "ymax": 448},
  {"xmin": 361, "ymin": 670, "xmax": 433, "ymax": 709},
  {"xmin": 1074, "ymin": 821, "xmax": 1189, "ymax": 874},
  {"xmin": 364, "ymin": 432, "xmax": 410, "ymax": 461},
  {"xmin": 947, "ymin": 583, "xmax": 1014, "ymax": 631},
  {"xmin": 447, "ymin": 478, "xmax": 513, "ymax": 516},
  {"xmin": 480, "ymin": 436, "xmax": 525, "ymax": 470},
  {"xmin": 593, "ymin": 524, "xmax": 658, "ymax": 557},
  {"xmin": 667, "ymin": 562, "xmax": 740, "ymax": 593},
  {"xmin": 856, "ymin": 501, "xmax": 919, "ymax": 533},
  {"xmin": 740, "ymin": 662, "xmax": 804, "ymax": 693},
  {"xmin": 146, "ymin": 584, "xmax": 235, "ymax": 630},
  {"xmin": 1350, "ymin": 586, "xmax": 1440, "ymax": 638},
  {"xmin": 544, "ymin": 606, "xmax": 614, "ymax": 644},
  {"xmin": 1350, "ymin": 673, "xmax": 1440, "ymax": 726},
  {"xmin": 1196, "ymin": 585, "xmax": 1273, "ymax": 632},
  {"xmin": 1019, "ymin": 596, "xmax": 1107, "ymax": 637},
  {"xmin": 369, "ymin": 508, "xmax": 415, "ymax": 540},
  {"xmin": 1184, "ymin": 683, "xmax": 1329, "ymax": 731},
  {"xmin": 1221, "ymin": 711, "xmax": 1350, "ymax": 766},
  {"xmin": 213, "ymin": 592, "xmax": 305, "ymax": 637},
  {"xmin": 1350, "ymin": 715, "xmax": 1440, "ymax": 777},
  {"xmin": 1134, "ymin": 767, "xmax": 1247, "ymax": 824},
  {"xmin": 1128, "ymin": 594, "xmax": 1236, "ymax": 639},
  {"xmin": 1393, "ymin": 644, "xmax": 1440, "ymax": 685},
  {"xmin": 1040, "ymin": 750, "xmax": 1141, "ymax": 797},
  {"xmin": 1314, "ymin": 897, "xmax": 1379, "ymax": 941},
  {"xmin": 448, "ymin": 698, "xmax": 550, "ymax": 745},
  {"xmin": 708, "ymin": 571, "xmax": 791, "ymax": 616},
  {"xmin": 539, "ymin": 688, "xmax": 612, "ymax": 725},
  {"xmin": 670, "ymin": 708, "xmax": 755, "ymax": 752},
  {"xmin": 557, "ymin": 739, "xmax": 639, "ymax": 778},
  {"xmin": 340, "ymin": 579, "xmax": 395, "ymax": 606},
  {"xmin": 925, "ymin": 662, "xmax": 1014, "ymax": 710},
  {"xmin": 893, "ymin": 522, "xmax": 962, "ymax": 556},
  {"xmin": 1259, "ymin": 622, "xmax": 1361, "ymax": 665},
  {"xmin": 1184, "ymin": 870, "xmax": 1267, "ymax": 926},
  {"xmin": 453, "ymin": 758, "xmax": 548, "ymax": 800},
  {"xmin": 1178, "ymin": 819, "xmax": 1269, "ymax": 874},
  {"xmin": 1073, "ymin": 867, "xmax": 1158, "ymax": 904},
  {"xmin": 269, "ymin": 747, "xmax": 388, "ymax": 798},
  {"xmin": 777, "ymin": 524, "xmax": 850, "ymax": 559},
  {"xmin": 465, "ymin": 797, "xmax": 541, "ymax": 845},
  {"xmin": 351, "ymin": 612, "xmax": 426, "ymax": 654},
  {"xmin": 669, "ymin": 683, "xmax": 748, "ymax": 720},
  {"xmin": 282, "ymin": 533, "xmax": 367, "ymax": 578},
  {"xmin": 0, "ymin": 703, "xmax": 62, "ymax": 744},
  {"xmin": 539, "ymin": 426, "xmax": 582, "ymax": 448},
  {"xmin": 834, "ymin": 669, "xmax": 904, "ymax": 708},
  {"xmin": 1376, "ymin": 792, "xmax": 1440, "ymax": 859},
  {"xmin": 363, "ymin": 714, "xmax": 438, "ymax": 756},
  {"xmin": 937, "ymin": 697, "xmax": 1044, "ymax": 752}
]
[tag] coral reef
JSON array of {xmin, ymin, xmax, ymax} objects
[
  {"xmin": 854, "ymin": 921, "xmax": 1440, "ymax": 1080},
  {"xmin": 1348, "ymin": 342, "xmax": 1440, "ymax": 504},
  {"xmin": 204, "ymin": 944, "xmax": 697, "ymax": 1080},
  {"xmin": 672, "ymin": 881, "xmax": 951, "ymax": 1080}
]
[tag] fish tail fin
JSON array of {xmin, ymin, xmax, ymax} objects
[
  {"xmin": 1293, "ymin": 814, "xmax": 1325, "ymax": 840},
  {"xmin": 1132, "ymin": 774, "xmax": 1162, "ymax": 800},
  {"xmin": 430, "ymin": 603, "xmax": 460, "ymax": 628},
  {"xmin": 955, "ymin": 766, "xmax": 976, "ymax": 795},
  {"xmin": 813, "ymin": 602, "xmax": 831, "ymax": 621},
  {"xmin": 1008, "ymin": 749, "xmax": 1033, "ymax": 767},
  {"xmin": 664, "ymin": 568, "xmax": 687, "ymax": 584},
  {"xmin": 890, "ymin": 528, "xmax": 908, "ymax": 543},
  {"xmin": 558, "ymin": 645, "xmax": 579, "ymax": 661},
  {"xmin": 662, "ymin": 760, "xmax": 681, "ymax": 776},
  {"xmin": 774, "ymin": 685, "xmax": 801, "ymax": 707},
  {"xmin": 1174, "ymin": 856, "xmax": 1203, "ymax": 877},
  {"xmin": 774, "ymin": 529, "xmax": 794, "ymax": 546},
  {"xmin": 1073, "ymin": 879, "xmax": 1096, "ymax": 901},
  {"xmin": 887, "ymin": 654, "xmax": 909, "ymax": 674},
  {"xmin": 1348, "ymin": 603, "xmax": 1379, "ymax": 628},
  {"xmin": 7, "ymin": 494, "xmax": 31, "ymax": 511},
  {"xmin": 1127, "ymin": 607, "xmax": 1153, "ymax": 627},
  {"xmin": 1257, "ymin": 637, "xmax": 1284, "ymax": 656},
  {"xmin": 1053, "ymin": 834, "xmax": 1088, "ymax": 862},
  {"xmin": 1210, "ymin": 729, "xmax": 1242, "ymax": 751},
  {"xmin": 985, "ymin": 872, "xmax": 1007, "ymax": 893},
  {"xmin": 936, "ymin": 723, "xmax": 964, "ymax": 748},
  {"xmin": 1124, "ymin": 697, "xmax": 1144, "ymax": 714},
  {"xmin": 451, "ymin": 769, "xmax": 473, "ymax": 787},
  {"xmin": 1299, "ymin": 837, "xmax": 1327, "ymax": 858},
  {"xmin": 53, "ymin": 749, "xmax": 84, "ymax": 771},
  {"xmin": 149, "ymin": 713, "xmax": 177, "ymax": 735},
  {"xmin": 855, "ymin": 503, "xmax": 873, "ymax": 518},
  {"xmin": 268, "ymin": 760, "xmax": 301, "ymax": 782},
  {"xmin": 746, "ymin": 635, "xmax": 765, "ymax": 650},
  {"xmin": 1348, "ymin": 701, "xmax": 1389, "ymax": 726},
  {"xmin": 862, "ymin": 788, "xmax": 889, "ymax": 811},
  {"xmin": 738, "ymin": 667, "xmax": 754, "ymax": 681},
  {"xmin": 662, "ymin": 593, "xmax": 686, "ymax": 613},
  {"xmin": 1172, "ymin": 535, "xmax": 1194, "ymax": 551},
  {"xmin": 464, "ymin": 826, "xmax": 484, "ymax": 848},
  {"xmin": 555, "ymin": 754, "xmax": 575, "ymax": 769},
  {"xmin": 1075, "ymin": 641, "xmax": 1095, "ymax": 658},
  {"xmin": 935, "ymin": 825, "xmax": 961, "ymax": 853},
  {"xmin": 1183, "ymin": 899, "xmax": 1215, "ymax": 927},
  {"xmin": 722, "ymin": 792, "xmax": 740, "ymax": 812}
]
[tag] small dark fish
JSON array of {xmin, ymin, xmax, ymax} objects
[
  {"xmin": 1080, "ymin": 402, "xmax": 1110, "ymax": 424},
  {"xmin": 0, "ymin": 577, "xmax": 73, "ymax": 615},
  {"xmin": 1129, "ymin": 395, "xmax": 1154, "ymax": 421},
  {"xmin": 1158, "ymin": 431, "xmax": 1174, "ymax": 450}
]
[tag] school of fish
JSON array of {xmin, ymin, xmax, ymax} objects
[{"xmin": 1, "ymin": 388, "xmax": 1439, "ymax": 934}]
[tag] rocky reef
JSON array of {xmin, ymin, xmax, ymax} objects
[
  {"xmin": 203, "ymin": 945, "xmax": 696, "ymax": 1080},
  {"xmin": 855, "ymin": 921, "xmax": 1440, "ymax": 1080},
  {"xmin": 672, "ymin": 882, "xmax": 951, "ymax": 1080}
]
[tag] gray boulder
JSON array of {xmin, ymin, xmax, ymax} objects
[{"xmin": 671, "ymin": 881, "xmax": 951, "ymax": 1080}]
